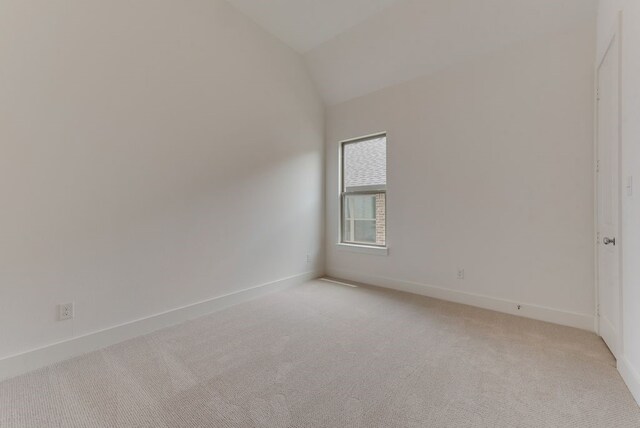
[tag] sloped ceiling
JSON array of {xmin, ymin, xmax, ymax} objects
[
  {"xmin": 226, "ymin": 0, "xmax": 598, "ymax": 105},
  {"xmin": 225, "ymin": 0, "xmax": 404, "ymax": 53}
]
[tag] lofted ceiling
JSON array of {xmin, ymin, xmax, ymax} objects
[
  {"xmin": 226, "ymin": 0, "xmax": 598, "ymax": 105},
  {"xmin": 225, "ymin": 0, "xmax": 404, "ymax": 53}
]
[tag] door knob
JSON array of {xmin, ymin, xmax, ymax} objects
[{"xmin": 603, "ymin": 237, "xmax": 616, "ymax": 246}]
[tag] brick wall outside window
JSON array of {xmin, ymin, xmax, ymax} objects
[{"xmin": 376, "ymin": 193, "xmax": 386, "ymax": 246}]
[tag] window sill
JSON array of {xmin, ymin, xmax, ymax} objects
[{"xmin": 336, "ymin": 243, "xmax": 388, "ymax": 256}]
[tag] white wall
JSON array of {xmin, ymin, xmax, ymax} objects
[
  {"xmin": 326, "ymin": 22, "xmax": 596, "ymax": 330},
  {"xmin": 0, "ymin": 0, "xmax": 324, "ymax": 361},
  {"xmin": 598, "ymin": 0, "xmax": 640, "ymax": 406}
]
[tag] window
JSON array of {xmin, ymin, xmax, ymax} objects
[{"xmin": 341, "ymin": 134, "xmax": 386, "ymax": 247}]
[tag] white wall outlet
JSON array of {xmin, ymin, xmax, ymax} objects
[
  {"xmin": 457, "ymin": 268, "xmax": 465, "ymax": 280},
  {"xmin": 626, "ymin": 176, "xmax": 633, "ymax": 197},
  {"xmin": 306, "ymin": 253, "xmax": 312, "ymax": 264},
  {"xmin": 59, "ymin": 302, "xmax": 74, "ymax": 321}
]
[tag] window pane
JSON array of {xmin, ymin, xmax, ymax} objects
[
  {"xmin": 342, "ymin": 193, "xmax": 385, "ymax": 246},
  {"xmin": 343, "ymin": 136, "xmax": 386, "ymax": 191},
  {"xmin": 345, "ymin": 194, "xmax": 375, "ymax": 220},
  {"xmin": 343, "ymin": 217, "xmax": 352, "ymax": 242},
  {"xmin": 354, "ymin": 220, "xmax": 376, "ymax": 243}
]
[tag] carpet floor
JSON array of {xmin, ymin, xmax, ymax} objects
[{"xmin": 1, "ymin": 279, "xmax": 639, "ymax": 427}]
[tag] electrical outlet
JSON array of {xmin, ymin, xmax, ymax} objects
[
  {"xmin": 306, "ymin": 253, "xmax": 312, "ymax": 264},
  {"xmin": 457, "ymin": 268, "xmax": 465, "ymax": 280},
  {"xmin": 59, "ymin": 303, "xmax": 74, "ymax": 321}
]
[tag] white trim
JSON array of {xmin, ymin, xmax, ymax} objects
[
  {"xmin": 0, "ymin": 271, "xmax": 319, "ymax": 382},
  {"xmin": 345, "ymin": 185, "xmax": 386, "ymax": 193},
  {"xmin": 336, "ymin": 243, "xmax": 388, "ymax": 256},
  {"xmin": 340, "ymin": 131, "xmax": 387, "ymax": 145},
  {"xmin": 326, "ymin": 268, "xmax": 594, "ymax": 331},
  {"xmin": 616, "ymin": 7, "xmax": 625, "ymax": 361},
  {"xmin": 618, "ymin": 356, "xmax": 640, "ymax": 407},
  {"xmin": 337, "ymin": 131, "xmax": 389, "ymax": 248},
  {"xmin": 319, "ymin": 278, "xmax": 359, "ymax": 288}
]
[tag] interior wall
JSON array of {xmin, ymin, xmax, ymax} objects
[
  {"xmin": 325, "ymin": 23, "xmax": 596, "ymax": 329},
  {"xmin": 0, "ymin": 0, "xmax": 324, "ymax": 360},
  {"xmin": 598, "ymin": 0, "xmax": 640, "ymax": 406}
]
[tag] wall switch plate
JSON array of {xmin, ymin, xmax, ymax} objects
[
  {"xmin": 457, "ymin": 268, "xmax": 465, "ymax": 280},
  {"xmin": 627, "ymin": 176, "xmax": 633, "ymax": 197},
  {"xmin": 59, "ymin": 303, "xmax": 74, "ymax": 321}
]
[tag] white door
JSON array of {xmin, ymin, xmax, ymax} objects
[{"xmin": 597, "ymin": 29, "xmax": 621, "ymax": 358}]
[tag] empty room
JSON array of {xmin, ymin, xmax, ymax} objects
[{"xmin": 2, "ymin": 0, "xmax": 640, "ymax": 426}]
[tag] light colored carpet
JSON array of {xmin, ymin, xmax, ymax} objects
[{"xmin": 1, "ymin": 279, "xmax": 639, "ymax": 427}]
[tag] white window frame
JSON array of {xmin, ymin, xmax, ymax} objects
[{"xmin": 338, "ymin": 133, "xmax": 388, "ymax": 254}]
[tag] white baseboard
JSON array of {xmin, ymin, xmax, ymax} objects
[
  {"xmin": 0, "ymin": 271, "xmax": 319, "ymax": 382},
  {"xmin": 618, "ymin": 356, "xmax": 640, "ymax": 407},
  {"xmin": 326, "ymin": 268, "xmax": 594, "ymax": 331}
]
